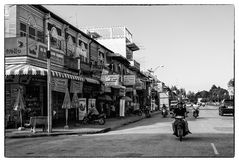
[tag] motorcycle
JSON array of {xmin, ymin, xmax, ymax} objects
[
  {"xmin": 82, "ymin": 112, "xmax": 106, "ymax": 125},
  {"xmin": 162, "ymin": 108, "xmax": 168, "ymax": 118},
  {"xmin": 173, "ymin": 114, "xmax": 189, "ymax": 142},
  {"xmin": 143, "ymin": 106, "xmax": 151, "ymax": 118},
  {"xmin": 132, "ymin": 109, "xmax": 143, "ymax": 116},
  {"xmin": 193, "ymin": 108, "xmax": 199, "ymax": 118}
]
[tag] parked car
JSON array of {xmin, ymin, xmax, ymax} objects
[{"xmin": 219, "ymin": 99, "xmax": 234, "ymax": 116}]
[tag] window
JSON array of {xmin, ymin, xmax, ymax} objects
[
  {"xmin": 29, "ymin": 26, "xmax": 36, "ymax": 40},
  {"xmin": 20, "ymin": 23, "xmax": 26, "ymax": 37},
  {"xmin": 37, "ymin": 31, "xmax": 44, "ymax": 43}
]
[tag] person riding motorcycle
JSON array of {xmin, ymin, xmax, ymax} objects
[
  {"xmin": 88, "ymin": 105, "xmax": 100, "ymax": 119},
  {"xmin": 162, "ymin": 104, "xmax": 167, "ymax": 115},
  {"xmin": 172, "ymin": 100, "xmax": 192, "ymax": 135},
  {"xmin": 192, "ymin": 102, "xmax": 200, "ymax": 115}
]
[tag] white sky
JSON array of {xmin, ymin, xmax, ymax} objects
[{"xmin": 45, "ymin": 4, "xmax": 234, "ymax": 93}]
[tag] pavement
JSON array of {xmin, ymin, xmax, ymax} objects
[{"xmin": 5, "ymin": 110, "xmax": 161, "ymax": 139}]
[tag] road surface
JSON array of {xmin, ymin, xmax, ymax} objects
[{"xmin": 5, "ymin": 105, "xmax": 234, "ymax": 157}]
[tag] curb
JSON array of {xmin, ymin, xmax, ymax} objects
[{"xmin": 5, "ymin": 111, "xmax": 160, "ymax": 139}]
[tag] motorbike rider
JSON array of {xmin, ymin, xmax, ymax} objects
[
  {"xmin": 88, "ymin": 104, "xmax": 100, "ymax": 119},
  {"xmin": 172, "ymin": 99, "xmax": 192, "ymax": 135},
  {"xmin": 162, "ymin": 104, "xmax": 167, "ymax": 114},
  {"xmin": 192, "ymin": 102, "xmax": 200, "ymax": 115}
]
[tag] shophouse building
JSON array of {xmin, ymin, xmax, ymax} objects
[
  {"xmin": 4, "ymin": 5, "xmax": 127, "ymax": 128},
  {"xmin": 81, "ymin": 27, "xmax": 148, "ymax": 112}
]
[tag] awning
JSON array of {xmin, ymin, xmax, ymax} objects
[
  {"xmin": 110, "ymin": 85, "xmax": 126, "ymax": 89},
  {"xmin": 85, "ymin": 77, "xmax": 100, "ymax": 84},
  {"xmin": 5, "ymin": 64, "xmax": 84, "ymax": 81},
  {"xmin": 98, "ymin": 95, "xmax": 112, "ymax": 101},
  {"xmin": 121, "ymin": 96, "xmax": 132, "ymax": 102}
]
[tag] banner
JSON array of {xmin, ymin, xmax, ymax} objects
[
  {"xmin": 120, "ymin": 99, "xmax": 125, "ymax": 117},
  {"xmin": 52, "ymin": 78, "xmax": 68, "ymax": 93},
  {"xmin": 70, "ymin": 80, "xmax": 83, "ymax": 93},
  {"xmin": 78, "ymin": 98, "xmax": 86, "ymax": 120},
  {"xmin": 102, "ymin": 75, "xmax": 120, "ymax": 86},
  {"xmin": 123, "ymin": 75, "xmax": 135, "ymax": 85},
  {"xmin": 88, "ymin": 98, "xmax": 96, "ymax": 113}
]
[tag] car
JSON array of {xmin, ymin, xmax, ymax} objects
[{"xmin": 219, "ymin": 99, "xmax": 234, "ymax": 116}]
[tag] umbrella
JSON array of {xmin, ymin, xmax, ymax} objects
[
  {"xmin": 121, "ymin": 96, "xmax": 132, "ymax": 102},
  {"xmin": 98, "ymin": 95, "xmax": 112, "ymax": 101},
  {"xmin": 13, "ymin": 88, "xmax": 25, "ymax": 130},
  {"xmin": 71, "ymin": 92, "xmax": 79, "ymax": 120},
  {"xmin": 62, "ymin": 87, "xmax": 71, "ymax": 129}
]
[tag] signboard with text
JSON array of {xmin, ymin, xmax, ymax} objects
[
  {"xmin": 51, "ymin": 78, "xmax": 68, "ymax": 93},
  {"xmin": 102, "ymin": 75, "xmax": 120, "ymax": 86},
  {"xmin": 123, "ymin": 75, "xmax": 135, "ymax": 86},
  {"xmin": 5, "ymin": 37, "xmax": 27, "ymax": 56},
  {"xmin": 70, "ymin": 80, "xmax": 83, "ymax": 93}
]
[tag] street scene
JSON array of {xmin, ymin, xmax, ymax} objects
[{"xmin": 4, "ymin": 4, "xmax": 234, "ymax": 158}]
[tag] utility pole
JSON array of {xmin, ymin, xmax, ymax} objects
[{"xmin": 46, "ymin": 14, "xmax": 52, "ymax": 133}]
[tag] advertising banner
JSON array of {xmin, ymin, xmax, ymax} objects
[
  {"xmin": 88, "ymin": 98, "xmax": 96, "ymax": 113},
  {"xmin": 5, "ymin": 37, "xmax": 27, "ymax": 56},
  {"xmin": 102, "ymin": 75, "xmax": 120, "ymax": 86},
  {"xmin": 120, "ymin": 99, "xmax": 125, "ymax": 117},
  {"xmin": 52, "ymin": 78, "xmax": 68, "ymax": 93},
  {"xmin": 123, "ymin": 75, "xmax": 135, "ymax": 86},
  {"xmin": 70, "ymin": 80, "xmax": 83, "ymax": 93},
  {"xmin": 78, "ymin": 98, "xmax": 86, "ymax": 120}
]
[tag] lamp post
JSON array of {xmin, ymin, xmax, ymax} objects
[{"xmin": 46, "ymin": 13, "xmax": 52, "ymax": 133}]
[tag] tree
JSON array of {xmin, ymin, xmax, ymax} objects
[{"xmin": 227, "ymin": 78, "xmax": 234, "ymax": 98}]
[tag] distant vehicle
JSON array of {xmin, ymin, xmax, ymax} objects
[
  {"xmin": 219, "ymin": 99, "xmax": 234, "ymax": 116},
  {"xmin": 201, "ymin": 102, "xmax": 206, "ymax": 107},
  {"xmin": 170, "ymin": 100, "xmax": 178, "ymax": 111}
]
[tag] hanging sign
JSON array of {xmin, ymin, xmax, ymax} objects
[
  {"xmin": 52, "ymin": 78, "xmax": 68, "ymax": 93},
  {"xmin": 123, "ymin": 75, "xmax": 135, "ymax": 85},
  {"xmin": 70, "ymin": 80, "xmax": 83, "ymax": 93},
  {"xmin": 78, "ymin": 98, "xmax": 86, "ymax": 120},
  {"xmin": 102, "ymin": 75, "xmax": 120, "ymax": 86}
]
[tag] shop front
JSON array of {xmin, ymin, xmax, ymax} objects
[{"xmin": 5, "ymin": 64, "xmax": 84, "ymax": 128}]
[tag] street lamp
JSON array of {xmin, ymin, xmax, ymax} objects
[{"xmin": 46, "ymin": 13, "xmax": 52, "ymax": 133}]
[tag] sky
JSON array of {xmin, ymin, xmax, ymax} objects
[{"xmin": 45, "ymin": 4, "xmax": 234, "ymax": 93}]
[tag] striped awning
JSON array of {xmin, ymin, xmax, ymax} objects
[{"xmin": 5, "ymin": 64, "xmax": 84, "ymax": 81}]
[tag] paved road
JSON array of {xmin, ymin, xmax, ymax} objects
[{"xmin": 5, "ymin": 105, "xmax": 234, "ymax": 157}]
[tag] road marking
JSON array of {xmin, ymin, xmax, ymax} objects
[{"xmin": 211, "ymin": 143, "xmax": 219, "ymax": 155}]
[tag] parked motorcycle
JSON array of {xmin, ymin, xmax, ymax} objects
[
  {"xmin": 173, "ymin": 116, "xmax": 188, "ymax": 141},
  {"xmin": 132, "ymin": 109, "xmax": 143, "ymax": 116},
  {"xmin": 82, "ymin": 113, "xmax": 106, "ymax": 125},
  {"xmin": 143, "ymin": 106, "xmax": 151, "ymax": 118}
]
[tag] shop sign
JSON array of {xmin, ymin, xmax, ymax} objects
[
  {"xmin": 88, "ymin": 98, "xmax": 96, "ymax": 114},
  {"xmin": 126, "ymin": 87, "xmax": 133, "ymax": 92},
  {"xmin": 5, "ymin": 37, "xmax": 27, "ymax": 56},
  {"xmin": 28, "ymin": 39, "xmax": 38, "ymax": 58},
  {"xmin": 19, "ymin": 76, "xmax": 31, "ymax": 84},
  {"xmin": 123, "ymin": 75, "xmax": 135, "ymax": 86},
  {"xmin": 119, "ymin": 88, "xmax": 126, "ymax": 96},
  {"xmin": 5, "ymin": 75, "xmax": 19, "ymax": 84},
  {"xmin": 104, "ymin": 86, "xmax": 111, "ymax": 93},
  {"xmin": 64, "ymin": 55, "xmax": 78, "ymax": 70},
  {"xmin": 51, "ymin": 78, "xmax": 68, "ymax": 93},
  {"xmin": 38, "ymin": 44, "xmax": 64, "ymax": 65},
  {"xmin": 70, "ymin": 80, "xmax": 83, "ymax": 93},
  {"xmin": 102, "ymin": 75, "xmax": 120, "ymax": 86},
  {"xmin": 135, "ymin": 79, "xmax": 145, "ymax": 90},
  {"xmin": 78, "ymin": 98, "xmax": 86, "ymax": 120}
]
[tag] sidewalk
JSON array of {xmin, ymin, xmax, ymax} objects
[{"xmin": 5, "ymin": 111, "xmax": 161, "ymax": 139}]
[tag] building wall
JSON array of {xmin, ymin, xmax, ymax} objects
[
  {"xmin": 98, "ymin": 38, "xmax": 126, "ymax": 57},
  {"xmin": 5, "ymin": 5, "xmax": 17, "ymax": 38}
]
